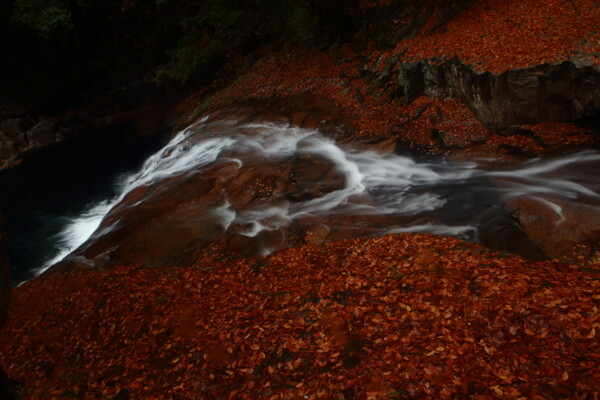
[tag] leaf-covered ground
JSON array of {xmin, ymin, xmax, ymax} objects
[
  {"xmin": 397, "ymin": 0, "xmax": 600, "ymax": 73},
  {"xmin": 1, "ymin": 233, "xmax": 599, "ymax": 399},
  {"xmin": 3, "ymin": 1, "xmax": 600, "ymax": 398}
]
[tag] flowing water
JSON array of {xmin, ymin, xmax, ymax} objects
[
  {"xmin": 0, "ymin": 127, "xmax": 172, "ymax": 284},
  {"xmin": 5, "ymin": 113, "xmax": 600, "ymax": 283}
]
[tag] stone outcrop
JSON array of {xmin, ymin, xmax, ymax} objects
[
  {"xmin": 425, "ymin": 60, "xmax": 600, "ymax": 132},
  {"xmin": 47, "ymin": 95, "xmax": 549, "ymax": 273},
  {"xmin": 367, "ymin": 58, "xmax": 600, "ymax": 133},
  {"xmin": 50, "ymin": 99, "xmax": 364, "ymax": 271},
  {"xmin": 507, "ymin": 196, "xmax": 600, "ymax": 265},
  {"xmin": 0, "ymin": 81, "xmax": 187, "ymax": 169},
  {"xmin": 52, "ymin": 146, "xmax": 353, "ymax": 270}
]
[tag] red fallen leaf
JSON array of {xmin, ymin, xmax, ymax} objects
[
  {"xmin": 205, "ymin": 344, "xmax": 231, "ymax": 366},
  {"xmin": 587, "ymin": 328, "xmax": 596, "ymax": 339},
  {"xmin": 3, "ymin": 210, "xmax": 600, "ymax": 398}
]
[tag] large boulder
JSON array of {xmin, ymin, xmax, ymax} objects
[
  {"xmin": 51, "ymin": 97, "xmax": 356, "ymax": 270},
  {"xmin": 55, "ymin": 143, "xmax": 350, "ymax": 270},
  {"xmin": 507, "ymin": 196, "xmax": 600, "ymax": 265},
  {"xmin": 50, "ymin": 96, "xmax": 548, "ymax": 273}
]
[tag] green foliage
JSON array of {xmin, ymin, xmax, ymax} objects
[
  {"xmin": 2, "ymin": 0, "xmax": 360, "ymax": 110},
  {"xmin": 287, "ymin": 3, "xmax": 318, "ymax": 41},
  {"xmin": 153, "ymin": 0, "xmax": 358, "ymax": 83},
  {"xmin": 151, "ymin": 0, "xmax": 246, "ymax": 83},
  {"xmin": 155, "ymin": 37, "xmax": 225, "ymax": 83},
  {"xmin": 12, "ymin": 0, "xmax": 73, "ymax": 37}
]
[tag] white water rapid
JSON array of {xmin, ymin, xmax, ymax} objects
[{"xmin": 33, "ymin": 115, "xmax": 600, "ymax": 278}]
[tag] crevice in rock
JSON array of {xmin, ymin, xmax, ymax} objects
[{"xmin": 365, "ymin": 57, "xmax": 600, "ymax": 133}]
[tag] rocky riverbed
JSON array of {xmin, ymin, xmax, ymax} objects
[{"xmin": 0, "ymin": 0, "xmax": 599, "ymax": 398}]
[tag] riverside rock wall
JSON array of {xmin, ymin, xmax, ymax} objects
[
  {"xmin": 366, "ymin": 58, "xmax": 600, "ymax": 133},
  {"xmin": 0, "ymin": 81, "xmax": 187, "ymax": 169},
  {"xmin": 426, "ymin": 61, "xmax": 600, "ymax": 130}
]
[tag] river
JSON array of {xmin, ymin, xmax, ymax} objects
[{"xmin": 2, "ymin": 111, "xmax": 600, "ymax": 284}]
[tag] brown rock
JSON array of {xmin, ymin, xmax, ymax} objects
[
  {"xmin": 507, "ymin": 196, "xmax": 600, "ymax": 264},
  {"xmin": 434, "ymin": 128, "xmax": 488, "ymax": 149},
  {"xmin": 357, "ymin": 136, "xmax": 398, "ymax": 155},
  {"xmin": 54, "ymin": 113, "xmax": 351, "ymax": 270},
  {"xmin": 303, "ymin": 224, "xmax": 330, "ymax": 245},
  {"xmin": 284, "ymin": 154, "xmax": 346, "ymax": 202}
]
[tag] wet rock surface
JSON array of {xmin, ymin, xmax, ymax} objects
[
  {"xmin": 507, "ymin": 196, "xmax": 600, "ymax": 265},
  {"xmin": 55, "ymin": 137, "xmax": 356, "ymax": 269},
  {"xmin": 49, "ymin": 97, "xmax": 596, "ymax": 274},
  {"xmin": 50, "ymin": 97, "xmax": 356, "ymax": 270}
]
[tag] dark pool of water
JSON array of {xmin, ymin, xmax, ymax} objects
[{"xmin": 0, "ymin": 126, "xmax": 171, "ymax": 284}]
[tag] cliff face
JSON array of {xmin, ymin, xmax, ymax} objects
[{"xmin": 366, "ymin": 59, "xmax": 600, "ymax": 133}]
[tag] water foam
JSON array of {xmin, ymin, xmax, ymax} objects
[{"xmin": 34, "ymin": 115, "xmax": 600, "ymax": 277}]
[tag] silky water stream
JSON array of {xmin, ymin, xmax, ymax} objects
[{"xmin": 5, "ymin": 113, "xmax": 600, "ymax": 282}]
